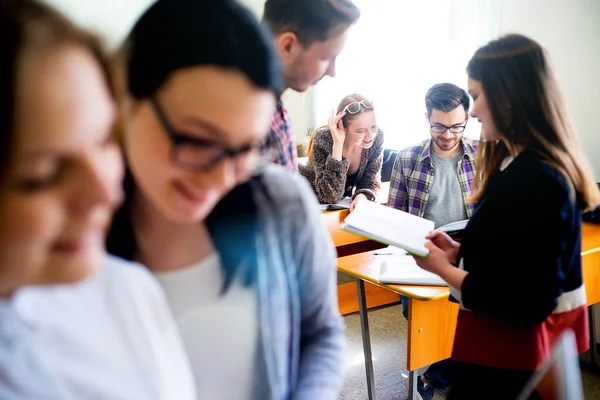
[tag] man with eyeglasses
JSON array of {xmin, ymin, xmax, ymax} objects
[
  {"xmin": 387, "ymin": 82, "xmax": 478, "ymax": 400},
  {"xmin": 261, "ymin": 0, "xmax": 360, "ymax": 171}
]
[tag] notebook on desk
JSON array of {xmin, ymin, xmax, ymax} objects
[{"xmin": 374, "ymin": 248, "xmax": 447, "ymax": 286}]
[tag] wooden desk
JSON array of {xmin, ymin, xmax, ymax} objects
[
  {"xmin": 328, "ymin": 215, "xmax": 600, "ymax": 400},
  {"xmin": 324, "ymin": 182, "xmax": 393, "ymax": 311},
  {"xmin": 338, "ymin": 250, "xmax": 457, "ymax": 400},
  {"xmin": 324, "ymin": 206, "xmax": 398, "ymax": 312},
  {"xmin": 581, "ymin": 223, "xmax": 600, "ymax": 306}
]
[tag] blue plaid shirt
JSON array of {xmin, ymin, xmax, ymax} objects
[{"xmin": 387, "ymin": 138, "xmax": 478, "ymax": 218}]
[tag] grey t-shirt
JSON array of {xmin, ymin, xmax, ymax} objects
[{"xmin": 423, "ymin": 150, "xmax": 468, "ymax": 228}]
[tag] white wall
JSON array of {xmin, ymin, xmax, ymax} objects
[{"xmin": 42, "ymin": 0, "xmax": 154, "ymax": 49}]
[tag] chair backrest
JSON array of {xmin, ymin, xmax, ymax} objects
[
  {"xmin": 515, "ymin": 330, "xmax": 583, "ymax": 400},
  {"xmin": 381, "ymin": 148, "xmax": 398, "ymax": 183}
]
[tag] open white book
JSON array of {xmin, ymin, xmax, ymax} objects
[
  {"xmin": 341, "ymin": 200, "xmax": 435, "ymax": 257},
  {"xmin": 374, "ymin": 247, "xmax": 447, "ymax": 286}
]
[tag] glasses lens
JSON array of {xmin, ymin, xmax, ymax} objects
[
  {"xmin": 346, "ymin": 102, "xmax": 361, "ymax": 114},
  {"xmin": 362, "ymin": 99, "xmax": 374, "ymax": 108},
  {"xmin": 449, "ymin": 126, "xmax": 466, "ymax": 133},
  {"xmin": 173, "ymin": 143, "xmax": 225, "ymax": 170},
  {"xmin": 431, "ymin": 126, "xmax": 447, "ymax": 133}
]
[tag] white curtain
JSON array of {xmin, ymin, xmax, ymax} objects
[{"xmin": 313, "ymin": 0, "xmax": 500, "ymax": 150}]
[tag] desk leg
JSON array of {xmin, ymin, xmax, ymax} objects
[
  {"xmin": 590, "ymin": 305, "xmax": 598, "ymax": 366},
  {"xmin": 357, "ymin": 279, "xmax": 376, "ymax": 400},
  {"xmin": 407, "ymin": 370, "xmax": 417, "ymax": 400}
]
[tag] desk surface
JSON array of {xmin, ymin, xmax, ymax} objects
[{"xmin": 337, "ymin": 251, "xmax": 450, "ymax": 301}]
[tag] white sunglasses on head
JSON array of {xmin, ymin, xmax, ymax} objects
[{"xmin": 343, "ymin": 99, "xmax": 374, "ymax": 114}]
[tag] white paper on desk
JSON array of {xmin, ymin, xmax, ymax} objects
[{"xmin": 374, "ymin": 254, "xmax": 448, "ymax": 286}]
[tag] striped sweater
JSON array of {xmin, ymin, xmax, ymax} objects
[{"xmin": 451, "ymin": 149, "xmax": 588, "ymax": 370}]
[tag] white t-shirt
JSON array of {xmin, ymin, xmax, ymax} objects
[
  {"xmin": 156, "ymin": 253, "xmax": 258, "ymax": 400},
  {"xmin": 0, "ymin": 255, "xmax": 196, "ymax": 400}
]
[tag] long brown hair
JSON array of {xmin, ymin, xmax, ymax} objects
[
  {"xmin": 306, "ymin": 93, "xmax": 374, "ymax": 159},
  {"xmin": 467, "ymin": 34, "xmax": 600, "ymax": 211}
]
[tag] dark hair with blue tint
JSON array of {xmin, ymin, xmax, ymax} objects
[{"xmin": 106, "ymin": 0, "xmax": 281, "ymax": 292}]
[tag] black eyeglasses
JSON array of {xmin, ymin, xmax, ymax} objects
[
  {"xmin": 149, "ymin": 96, "xmax": 264, "ymax": 173},
  {"xmin": 430, "ymin": 120, "xmax": 468, "ymax": 134}
]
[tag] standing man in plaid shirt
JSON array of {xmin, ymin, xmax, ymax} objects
[
  {"xmin": 387, "ymin": 83, "xmax": 477, "ymax": 400},
  {"xmin": 262, "ymin": 0, "xmax": 360, "ymax": 171}
]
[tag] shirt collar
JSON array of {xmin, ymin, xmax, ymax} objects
[{"xmin": 419, "ymin": 138, "xmax": 476, "ymax": 163}]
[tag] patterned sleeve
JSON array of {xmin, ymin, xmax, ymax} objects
[
  {"xmin": 311, "ymin": 130, "xmax": 348, "ymax": 204},
  {"xmin": 265, "ymin": 104, "xmax": 298, "ymax": 171},
  {"xmin": 387, "ymin": 151, "xmax": 408, "ymax": 210}
]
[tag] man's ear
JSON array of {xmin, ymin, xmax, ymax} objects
[
  {"xmin": 424, "ymin": 112, "xmax": 430, "ymax": 124},
  {"xmin": 275, "ymin": 32, "xmax": 300, "ymax": 61}
]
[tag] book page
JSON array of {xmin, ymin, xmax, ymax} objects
[{"xmin": 342, "ymin": 200, "xmax": 434, "ymax": 256}]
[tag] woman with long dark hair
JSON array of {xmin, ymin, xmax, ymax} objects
[{"xmin": 414, "ymin": 34, "xmax": 600, "ymax": 399}]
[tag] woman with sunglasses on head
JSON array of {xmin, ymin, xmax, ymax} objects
[
  {"xmin": 300, "ymin": 94, "xmax": 384, "ymax": 211},
  {"xmin": 0, "ymin": 0, "xmax": 195, "ymax": 398},
  {"xmin": 106, "ymin": 0, "xmax": 345, "ymax": 399},
  {"xmin": 413, "ymin": 34, "xmax": 600, "ymax": 399}
]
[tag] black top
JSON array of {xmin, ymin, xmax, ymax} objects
[
  {"xmin": 344, "ymin": 170, "xmax": 359, "ymax": 198},
  {"xmin": 457, "ymin": 150, "xmax": 582, "ymax": 326}
]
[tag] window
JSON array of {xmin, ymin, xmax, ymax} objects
[{"xmin": 313, "ymin": 0, "xmax": 500, "ymax": 150}]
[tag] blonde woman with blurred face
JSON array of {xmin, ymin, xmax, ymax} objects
[{"xmin": 0, "ymin": 1, "xmax": 195, "ymax": 398}]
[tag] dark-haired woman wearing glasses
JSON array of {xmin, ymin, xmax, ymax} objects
[
  {"xmin": 300, "ymin": 94, "xmax": 384, "ymax": 211},
  {"xmin": 106, "ymin": 0, "xmax": 345, "ymax": 399}
]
